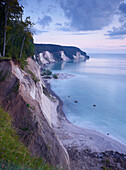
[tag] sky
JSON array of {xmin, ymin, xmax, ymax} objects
[{"xmin": 19, "ymin": 0, "xmax": 126, "ymax": 54}]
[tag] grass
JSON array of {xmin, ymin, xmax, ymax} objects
[
  {"xmin": 27, "ymin": 69, "xmax": 40, "ymax": 84},
  {"xmin": 17, "ymin": 58, "xmax": 28, "ymax": 70},
  {"xmin": 0, "ymin": 106, "xmax": 56, "ymax": 170},
  {"xmin": 0, "ymin": 57, "xmax": 12, "ymax": 61}
]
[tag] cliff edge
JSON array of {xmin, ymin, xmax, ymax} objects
[{"xmin": 0, "ymin": 58, "xmax": 70, "ymax": 169}]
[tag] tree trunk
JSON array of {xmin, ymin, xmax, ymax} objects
[
  {"xmin": 20, "ymin": 35, "xmax": 26, "ymax": 59},
  {"xmin": 6, "ymin": 34, "xmax": 12, "ymax": 46},
  {"xmin": 3, "ymin": 5, "xmax": 8, "ymax": 57}
]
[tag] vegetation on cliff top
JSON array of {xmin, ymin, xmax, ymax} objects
[
  {"xmin": 0, "ymin": 0, "xmax": 34, "ymax": 62},
  {"xmin": 0, "ymin": 106, "xmax": 56, "ymax": 169}
]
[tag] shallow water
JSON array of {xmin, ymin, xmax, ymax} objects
[{"xmin": 48, "ymin": 53, "xmax": 126, "ymax": 145}]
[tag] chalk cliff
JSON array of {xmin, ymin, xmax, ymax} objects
[
  {"xmin": 0, "ymin": 59, "xmax": 70, "ymax": 169},
  {"xmin": 34, "ymin": 44, "xmax": 89, "ymax": 65}
]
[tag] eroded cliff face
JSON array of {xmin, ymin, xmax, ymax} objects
[
  {"xmin": 38, "ymin": 51, "xmax": 87, "ymax": 65},
  {"xmin": 0, "ymin": 59, "xmax": 70, "ymax": 169}
]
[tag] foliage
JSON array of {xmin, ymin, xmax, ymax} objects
[
  {"xmin": 53, "ymin": 74, "xmax": 58, "ymax": 79},
  {"xmin": 41, "ymin": 69, "xmax": 52, "ymax": 76},
  {"xmin": 27, "ymin": 69, "xmax": 40, "ymax": 84},
  {"xmin": 0, "ymin": 106, "xmax": 55, "ymax": 169},
  {"xmin": 0, "ymin": 0, "xmax": 34, "ymax": 63},
  {"xmin": 17, "ymin": 58, "xmax": 28, "ymax": 70},
  {"xmin": 26, "ymin": 104, "xmax": 30, "ymax": 108}
]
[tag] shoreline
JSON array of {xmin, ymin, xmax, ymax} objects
[
  {"xmin": 44, "ymin": 78, "xmax": 126, "ymax": 153},
  {"xmin": 43, "ymin": 75, "xmax": 126, "ymax": 169}
]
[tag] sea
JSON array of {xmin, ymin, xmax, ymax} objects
[{"xmin": 47, "ymin": 53, "xmax": 126, "ymax": 145}]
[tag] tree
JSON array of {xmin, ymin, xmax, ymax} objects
[
  {"xmin": 19, "ymin": 17, "xmax": 34, "ymax": 59},
  {"xmin": 0, "ymin": 0, "xmax": 34, "ymax": 61},
  {"xmin": 1, "ymin": 0, "xmax": 23, "ymax": 57}
]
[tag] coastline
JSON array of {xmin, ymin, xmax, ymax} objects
[
  {"xmin": 43, "ymin": 76, "xmax": 126, "ymax": 169},
  {"xmin": 44, "ymin": 78, "xmax": 126, "ymax": 152}
]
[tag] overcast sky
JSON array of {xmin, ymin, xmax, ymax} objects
[{"xmin": 19, "ymin": 0, "xmax": 126, "ymax": 54}]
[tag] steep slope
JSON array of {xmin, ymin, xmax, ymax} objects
[
  {"xmin": 34, "ymin": 44, "xmax": 89, "ymax": 65},
  {"xmin": 0, "ymin": 59, "xmax": 70, "ymax": 169}
]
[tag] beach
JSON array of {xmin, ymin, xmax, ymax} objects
[{"xmin": 44, "ymin": 75, "xmax": 126, "ymax": 169}]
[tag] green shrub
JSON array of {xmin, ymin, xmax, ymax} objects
[
  {"xmin": 0, "ymin": 57, "xmax": 12, "ymax": 61},
  {"xmin": 53, "ymin": 74, "xmax": 58, "ymax": 79},
  {"xmin": 26, "ymin": 104, "xmax": 30, "ymax": 108},
  {"xmin": 27, "ymin": 69, "xmax": 40, "ymax": 84},
  {"xmin": 46, "ymin": 69, "xmax": 52, "ymax": 75},
  {"xmin": 41, "ymin": 69, "xmax": 52, "ymax": 76}
]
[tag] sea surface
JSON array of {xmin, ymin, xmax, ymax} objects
[{"xmin": 48, "ymin": 53, "xmax": 126, "ymax": 145}]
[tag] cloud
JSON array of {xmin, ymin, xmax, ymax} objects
[
  {"xmin": 19, "ymin": 0, "xmax": 28, "ymax": 7},
  {"xmin": 105, "ymin": 2, "xmax": 126, "ymax": 39},
  {"xmin": 34, "ymin": 29, "xmax": 48, "ymax": 35},
  {"xmin": 58, "ymin": 27, "xmax": 71, "ymax": 32},
  {"xmin": 119, "ymin": 3, "xmax": 126, "ymax": 14},
  {"xmin": 105, "ymin": 24, "xmax": 126, "ymax": 39},
  {"xmin": 120, "ymin": 45, "xmax": 126, "ymax": 47},
  {"xmin": 70, "ymin": 32, "xmax": 93, "ymax": 35},
  {"xmin": 37, "ymin": 15, "xmax": 52, "ymax": 28},
  {"xmin": 55, "ymin": 23, "xmax": 62, "ymax": 27},
  {"xmin": 57, "ymin": 0, "xmax": 123, "ymax": 31}
]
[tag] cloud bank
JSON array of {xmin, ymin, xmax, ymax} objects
[{"xmin": 57, "ymin": 0, "xmax": 123, "ymax": 31}]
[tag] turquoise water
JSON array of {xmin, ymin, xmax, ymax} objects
[{"xmin": 48, "ymin": 53, "xmax": 126, "ymax": 145}]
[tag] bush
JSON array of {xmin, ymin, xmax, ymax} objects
[
  {"xmin": 26, "ymin": 104, "xmax": 30, "ymax": 108},
  {"xmin": 27, "ymin": 69, "xmax": 40, "ymax": 84},
  {"xmin": 41, "ymin": 69, "xmax": 52, "ymax": 76},
  {"xmin": 53, "ymin": 74, "xmax": 58, "ymax": 79},
  {"xmin": 46, "ymin": 69, "xmax": 52, "ymax": 75}
]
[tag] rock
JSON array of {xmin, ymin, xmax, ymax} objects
[{"xmin": 0, "ymin": 59, "xmax": 70, "ymax": 170}]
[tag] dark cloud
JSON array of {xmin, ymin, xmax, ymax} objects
[
  {"xmin": 55, "ymin": 23, "xmax": 62, "ymax": 27},
  {"xmin": 119, "ymin": 3, "xmax": 126, "ymax": 14},
  {"xmin": 106, "ymin": 2, "xmax": 126, "ymax": 39},
  {"xmin": 57, "ymin": 0, "xmax": 123, "ymax": 31},
  {"xmin": 37, "ymin": 15, "xmax": 52, "ymax": 28},
  {"xmin": 105, "ymin": 24, "xmax": 126, "ymax": 39}
]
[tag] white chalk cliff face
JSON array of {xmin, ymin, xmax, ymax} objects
[
  {"xmin": 73, "ymin": 52, "xmax": 85, "ymax": 59},
  {"xmin": 39, "ymin": 51, "xmax": 56, "ymax": 65},
  {"xmin": 38, "ymin": 50, "xmax": 87, "ymax": 65},
  {"xmin": 60, "ymin": 51, "xmax": 70, "ymax": 61},
  {"xmin": 0, "ymin": 59, "xmax": 70, "ymax": 169}
]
